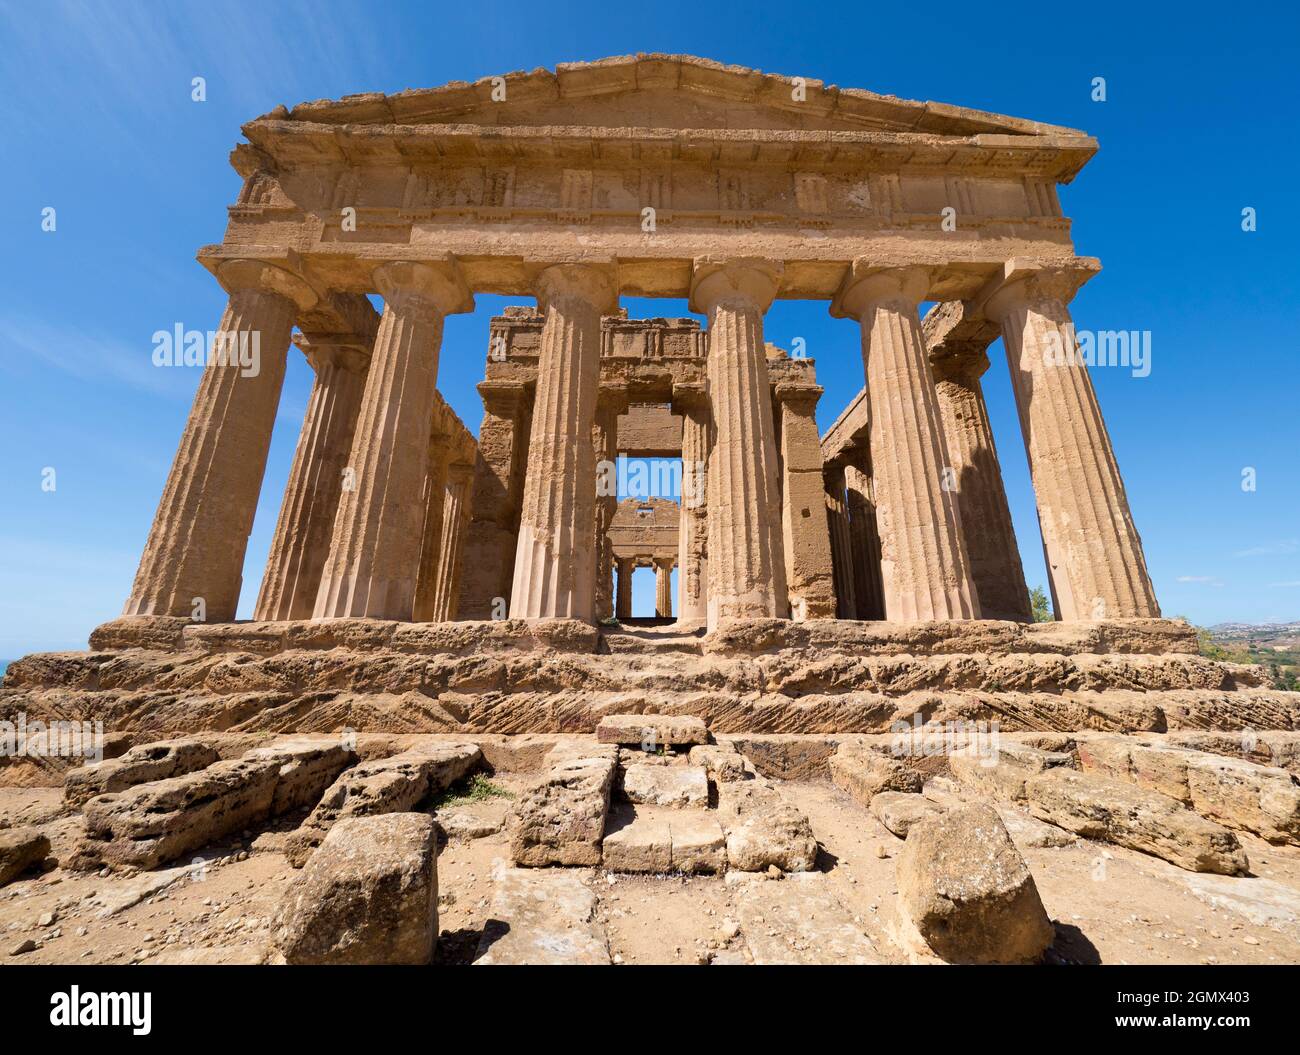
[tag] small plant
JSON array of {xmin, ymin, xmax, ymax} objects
[
  {"xmin": 1028, "ymin": 585, "xmax": 1053, "ymax": 623},
  {"xmin": 430, "ymin": 772, "xmax": 513, "ymax": 809}
]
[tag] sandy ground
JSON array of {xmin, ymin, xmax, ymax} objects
[{"xmin": 3, "ymin": 775, "xmax": 1298, "ymax": 966}]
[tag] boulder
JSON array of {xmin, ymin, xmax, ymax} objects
[
  {"xmin": 828, "ymin": 744, "xmax": 922, "ymax": 806},
  {"xmin": 274, "ymin": 814, "xmax": 438, "ymax": 965},
  {"xmin": 1078, "ymin": 736, "xmax": 1300, "ymax": 845},
  {"xmin": 622, "ymin": 764, "xmax": 708, "ymax": 808},
  {"xmin": 64, "ymin": 739, "xmax": 220, "ymax": 808},
  {"xmin": 949, "ymin": 741, "xmax": 1073, "ymax": 801},
  {"xmin": 688, "ymin": 743, "xmax": 751, "ymax": 782},
  {"xmin": 509, "ymin": 742, "xmax": 616, "ymax": 866},
  {"xmin": 0, "ymin": 827, "xmax": 50, "ymax": 886},
  {"xmin": 718, "ymin": 782, "xmax": 817, "ymax": 873},
  {"xmin": 870, "ymin": 791, "xmax": 945, "ymax": 838},
  {"xmin": 596, "ymin": 713, "xmax": 709, "ymax": 747},
  {"xmin": 1025, "ymin": 768, "xmax": 1249, "ymax": 875},
  {"xmin": 77, "ymin": 739, "xmax": 354, "ymax": 870},
  {"xmin": 285, "ymin": 742, "xmax": 481, "ymax": 866},
  {"xmin": 897, "ymin": 803, "xmax": 1055, "ymax": 964}
]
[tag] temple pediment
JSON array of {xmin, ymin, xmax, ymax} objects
[{"xmin": 260, "ymin": 54, "xmax": 1088, "ymax": 140}]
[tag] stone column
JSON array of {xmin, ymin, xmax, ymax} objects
[
  {"xmin": 411, "ymin": 430, "xmax": 452, "ymax": 622},
  {"xmin": 823, "ymin": 465, "xmax": 857, "ymax": 619},
  {"xmin": 124, "ymin": 259, "xmax": 315, "ymax": 621},
  {"xmin": 314, "ymin": 259, "xmax": 473, "ymax": 620},
  {"xmin": 615, "ymin": 557, "xmax": 634, "ymax": 620},
  {"xmin": 844, "ymin": 461, "xmax": 886, "ymax": 620},
  {"xmin": 775, "ymin": 383, "xmax": 837, "ymax": 621},
  {"xmin": 832, "ymin": 263, "xmax": 977, "ymax": 622},
  {"xmin": 674, "ymin": 382, "xmax": 710, "ymax": 624},
  {"xmin": 430, "ymin": 461, "xmax": 474, "ymax": 622},
  {"xmin": 457, "ymin": 380, "xmax": 530, "ymax": 620},
  {"xmin": 592, "ymin": 385, "xmax": 628, "ymax": 621},
  {"xmin": 930, "ymin": 347, "xmax": 1032, "ymax": 621},
  {"xmin": 654, "ymin": 559, "xmax": 674, "ymax": 618},
  {"xmin": 689, "ymin": 258, "xmax": 788, "ymax": 629},
  {"xmin": 253, "ymin": 337, "xmax": 368, "ymax": 622},
  {"xmin": 510, "ymin": 264, "xmax": 618, "ymax": 621},
  {"xmin": 985, "ymin": 262, "xmax": 1159, "ymax": 621}
]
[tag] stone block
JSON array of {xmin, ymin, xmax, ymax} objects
[
  {"xmin": 719, "ymin": 782, "xmax": 817, "ymax": 873},
  {"xmin": 828, "ymin": 743, "xmax": 922, "ymax": 806},
  {"xmin": 0, "ymin": 828, "xmax": 50, "ymax": 886},
  {"xmin": 509, "ymin": 742, "xmax": 616, "ymax": 866},
  {"xmin": 602, "ymin": 807, "xmax": 671, "ymax": 872},
  {"xmin": 1025, "ymin": 768, "xmax": 1249, "ymax": 875},
  {"xmin": 897, "ymin": 803, "xmax": 1055, "ymax": 965},
  {"xmin": 688, "ymin": 743, "xmax": 751, "ymax": 782},
  {"xmin": 669, "ymin": 813, "xmax": 726, "ymax": 874},
  {"xmin": 622, "ymin": 763, "xmax": 708, "ymax": 808},
  {"xmin": 64, "ymin": 738, "xmax": 220, "ymax": 809},
  {"xmin": 949, "ymin": 741, "xmax": 1073, "ymax": 802},
  {"xmin": 274, "ymin": 814, "xmax": 437, "ymax": 965},
  {"xmin": 596, "ymin": 713, "xmax": 708, "ymax": 747},
  {"xmin": 476, "ymin": 868, "xmax": 610, "ymax": 965},
  {"xmin": 870, "ymin": 791, "xmax": 945, "ymax": 838}
]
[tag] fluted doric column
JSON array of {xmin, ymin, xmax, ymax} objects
[
  {"xmin": 930, "ymin": 347, "xmax": 1032, "ymax": 622},
  {"xmin": 457, "ymin": 380, "xmax": 530, "ymax": 620},
  {"xmin": 654, "ymin": 559, "xmax": 674, "ymax": 618},
  {"xmin": 776, "ymin": 382, "xmax": 837, "ymax": 620},
  {"xmin": 592, "ymin": 384, "xmax": 628, "ymax": 622},
  {"xmin": 985, "ymin": 262, "xmax": 1159, "ymax": 621},
  {"xmin": 674, "ymin": 381, "xmax": 710, "ymax": 624},
  {"xmin": 689, "ymin": 258, "xmax": 788, "ymax": 629},
  {"xmin": 823, "ymin": 465, "xmax": 857, "ymax": 619},
  {"xmin": 832, "ymin": 263, "xmax": 977, "ymax": 623},
  {"xmin": 615, "ymin": 557, "xmax": 634, "ymax": 620},
  {"xmin": 253, "ymin": 337, "xmax": 368, "ymax": 621},
  {"xmin": 510, "ymin": 263, "xmax": 618, "ymax": 621},
  {"xmin": 429, "ymin": 461, "xmax": 474, "ymax": 622},
  {"xmin": 125, "ymin": 258, "xmax": 315, "ymax": 621},
  {"xmin": 843, "ymin": 460, "xmax": 886, "ymax": 620},
  {"xmin": 411, "ymin": 430, "xmax": 452, "ymax": 622},
  {"xmin": 314, "ymin": 259, "xmax": 473, "ymax": 620}
]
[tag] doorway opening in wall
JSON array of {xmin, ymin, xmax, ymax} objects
[{"xmin": 630, "ymin": 565, "xmax": 657, "ymax": 618}]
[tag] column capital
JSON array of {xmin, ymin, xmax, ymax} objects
[
  {"xmin": 597, "ymin": 380, "xmax": 631, "ymax": 415},
  {"xmin": 215, "ymin": 256, "xmax": 319, "ymax": 312},
  {"xmin": 476, "ymin": 378, "xmax": 528, "ymax": 418},
  {"xmin": 671, "ymin": 379, "xmax": 709, "ymax": 413},
  {"xmin": 978, "ymin": 257, "xmax": 1101, "ymax": 322},
  {"xmin": 446, "ymin": 460, "xmax": 475, "ymax": 485},
  {"xmin": 688, "ymin": 257, "xmax": 782, "ymax": 315},
  {"xmin": 774, "ymin": 381, "xmax": 823, "ymax": 411},
  {"xmin": 373, "ymin": 257, "xmax": 474, "ymax": 318},
  {"xmin": 533, "ymin": 261, "xmax": 619, "ymax": 315},
  {"xmin": 294, "ymin": 333, "xmax": 369, "ymax": 375},
  {"xmin": 830, "ymin": 262, "xmax": 932, "ymax": 320}
]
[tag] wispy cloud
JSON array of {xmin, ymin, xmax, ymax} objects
[
  {"xmin": 1176, "ymin": 575, "xmax": 1224, "ymax": 587},
  {"xmin": 1233, "ymin": 539, "xmax": 1300, "ymax": 558},
  {"xmin": 1268, "ymin": 581, "xmax": 1300, "ymax": 588}
]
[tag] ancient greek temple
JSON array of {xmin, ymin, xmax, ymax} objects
[{"xmin": 120, "ymin": 54, "xmax": 1160, "ymax": 634}]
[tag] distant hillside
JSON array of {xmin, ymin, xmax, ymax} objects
[{"xmin": 1203, "ymin": 622, "xmax": 1299, "ymax": 691}]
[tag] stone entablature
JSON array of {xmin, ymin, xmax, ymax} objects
[{"xmin": 609, "ymin": 498, "xmax": 679, "ymax": 562}]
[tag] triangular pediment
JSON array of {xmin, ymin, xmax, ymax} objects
[{"xmin": 264, "ymin": 54, "xmax": 1087, "ymax": 139}]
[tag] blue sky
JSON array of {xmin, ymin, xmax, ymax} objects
[{"xmin": 1, "ymin": 0, "xmax": 1297, "ymax": 656}]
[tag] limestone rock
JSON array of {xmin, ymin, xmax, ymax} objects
[
  {"xmin": 622, "ymin": 764, "xmax": 708, "ymax": 808},
  {"xmin": 77, "ymin": 739, "xmax": 354, "ymax": 870},
  {"xmin": 896, "ymin": 803, "xmax": 1055, "ymax": 964},
  {"xmin": 476, "ymin": 867, "xmax": 610, "ymax": 965},
  {"xmin": 509, "ymin": 742, "xmax": 616, "ymax": 866},
  {"xmin": 731, "ymin": 872, "xmax": 883, "ymax": 964},
  {"xmin": 688, "ymin": 743, "xmax": 751, "ymax": 782},
  {"xmin": 719, "ymin": 782, "xmax": 817, "ymax": 873},
  {"xmin": 0, "ymin": 827, "xmax": 51, "ymax": 886},
  {"xmin": 274, "ymin": 813, "xmax": 438, "ymax": 965},
  {"xmin": 64, "ymin": 739, "xmax": 220, "ymax": 808},
  {"xmin": 669, "ymin": 812, "xmax": 726, "ymax": 873},
  {"xmin": 602, "ymin": 806, "xmax": 671, "ymax": 872},
  {"xmin": 1025, "ymin": 768, "xmax": 1249, "ymax": 875},
  {"xmin": 1078, "ymin": 736, "xmax": 1300, "ymax": 845},
  {"xmin": 949, "ymin": 741, "xmax": 1073, "ymax": 801},
  {"xmin": 828, "ymin": 743, "xmax": 922, "ymax": 806},
  {"xmin": 285, "ymin": 742, "xmax": 480, "ymax": 866},
  {"xmin": 596, "ymin": 713, "xmax": 709, "ymax": 747},
  {"xmin": 870, "ymin": 791, "xmax": 945, "ymax": 838}
]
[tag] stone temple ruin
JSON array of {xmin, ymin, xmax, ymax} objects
[{"xmin": 3, "ymin": 55, "xmax": 1300, "ymax": 966}]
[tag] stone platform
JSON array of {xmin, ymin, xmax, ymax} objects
[{"xmin": 2, "ymin": 615, "xmax": 1297, "ymax": 740}]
